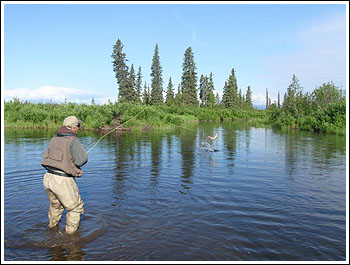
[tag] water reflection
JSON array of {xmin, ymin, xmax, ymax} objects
[
  {"xmin": 47, "ymin": 230, "xmax": 86, "ymax": 261},
  {"xmin": 271, "ymin": 129, "xmax": 348, "ymax": 179},
  {"xmin": 3, "ymin": 125, "xmax": 346, "ymax": 261},
  {"xmin": 48, "ymin": 246, "xmax": 86, "ymax": 261},
  {"xmin": 284, "ymin": 131, "xmax": 298, "ymax": 179},
  {"xmin": 179, "ymin": 129, "xmax": 197, "ymax": 193},
  {"xmin": 245, "ymin": 127, "xmax": 251, "ymax": 152},
  {"xmin": 221, "ymin": 122, "xmax": 238, "ymax": 167},
  {"xmin": 150, "ymin": 132, "xmax": 162, "ymax": 185}
]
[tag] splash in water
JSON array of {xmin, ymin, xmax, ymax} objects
[{"xmin": 199, "ymin": 141, "xmax": 218, "ymax": 152}]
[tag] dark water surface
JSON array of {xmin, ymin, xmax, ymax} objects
[{"xmin": 3, "ymin": 122, "xmax": 347, "ymax": 261}]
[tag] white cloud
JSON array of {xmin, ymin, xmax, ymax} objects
[
  {"xmin": 252, "ymin": 93, "xmax": 277, "ymax": 106},
  {"xmin": 3, "ymin": 85, "xmax": 116, "ymax": 104},
  {"xmin": 252, "ymin": 93, "xmax": 265, "ymax": 106},
  {"xmin": 301, "ymin": 14, "xmax": 345, "ymax": 44},
  {"xmin": 260, "ymin": 13, "xmax": 346, "ymax": 94}
]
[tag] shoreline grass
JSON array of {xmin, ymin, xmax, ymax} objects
[
  {"xmin": 5, "ymin": 99, "xmax": 345, "ymax": 136},
  {"xmin": 4, "ymin": 100, "xmax": 268, "ymax": 131}
]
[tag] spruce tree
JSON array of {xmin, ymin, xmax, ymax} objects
[
  {"xmin": 175, "ymin": 84, "xmax": 182, "ymax": 106},
  {"xmin": 181, "ymin": 47, "xmax": 198, "ymax": 105},
  {"xmin": 245, "ymin": 85, "xmax": 253, "ymax": 109},
  {"xmin": 222, "ymin": 68, "xmax": 238, "ymax": 108},
  {"xmin": 136, "ymin": 66, "xmax": 142, "ymax": 103},
  {"xmin": 207, "ymin": 72, "xmax": 215, "ymax": 107},
  {"xmin": 165, "ymin": 77, "xmax": 175, "ymax": 105},
  {"xmin": 242, "ymin": 95, "xmax": 246, "ymax": 109},
  {"xmin": 228, "ymin": 68, "xmax": 238, "ymax": 106},
  {"xmin": 238, "ymin": 89, "xmax": 242, "ymax": 109},
  {"xmin": 111, "ymin": 39, "xmax": 130, "ymax": 102},
  {"xmin": 215, "ymin": 92, "xmax": 220, "ymax": 105},
  {"xmin": 128, "ymin": 64, "xmax": 136, "ymax": 102},
  {"xmin": 222, "ymin": 81, "xmax": 230, "ymax": 107},
  {"xmin": 150, "ymin": 44, "xmax": 163, "ymax": 105},
  {"xmin": 143, "ymin": 82, "xmax": 151, "ymax": 105},
  {"xmin": 265, "ymin": 88, "xmax": 271, "ymax": 109},
  {"xmin": 199, "ymin": 74, "xmax": 208, "ymax": 107}
]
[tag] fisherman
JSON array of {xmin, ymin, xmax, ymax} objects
[{"xmin": 41, "ymin": 116, "xmax": 88, "ymax": 234}]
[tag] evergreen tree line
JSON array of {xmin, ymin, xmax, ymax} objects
[
  {"xmin": 267, "ymin": 74, "xmax": 346, "ymax": 135},
  {"xmin": 111, "ymin": 39, "xmax": 253, "ymax": 109}
]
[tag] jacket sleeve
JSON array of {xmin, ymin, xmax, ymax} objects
[{"xmin": 70, "ymin": 138, "xmax": 88, "ymax": 167}]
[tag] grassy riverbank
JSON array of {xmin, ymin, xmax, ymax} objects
[
  {"xmin": 4, "ymin": 96, "xmax": 345, "ymax": 135},
  {"xmin": 4, "ymin": 99, "xmax": 268, "ymax": 131}
]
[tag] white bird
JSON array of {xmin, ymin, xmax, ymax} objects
[{"xmin": 208, "ymin": 133, "xmax": 218, "ymax": 140}]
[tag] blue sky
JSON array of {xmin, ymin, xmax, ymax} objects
[{"xmin": 2, "ymin": 2, "xmax": 348, "ymax": 105}]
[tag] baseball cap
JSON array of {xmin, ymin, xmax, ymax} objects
[{"xmin": 63, "ymin": 116, "xmax": 82, "ymax": 128}]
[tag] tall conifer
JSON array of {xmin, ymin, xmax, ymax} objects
[
  {"xmin": 143, "ymin": 82, "xmax": 150, "ymax": 105},
  {"xmin": 150, "ymin": 44, "xmax": 163, "ymax": 105},
  {"xmin": 165, "ymin": 77, "xmax": 175, "ymax": 105},
  {"xmin": 136, "ymin": 66, "xmax": 142, "ymax": 103},
  {"xmin": 181, "ymin": 47, "xmax": 198, "ymax": 105},
  {"xmin": 175, "ymin": 84, "xmax": 182, "ymax": 105},
  {"xmin": 222, "ymin": 68, "xmax": 238, "ymax": 108},
  {"xmin": 215, "ymin": 92, "xmax": 220, "ymax": 105},
  {"xmin": 111, "ymin": 39, "xmax": 130, "ymax": 102},
  {"xmin": 207, "ymin": 72, "xmax": 215, "ymax": 107},
  {"xmin": 266, "ymin": 88, "xmax": 270, "ymax": 109},
  {"xmin": 128, "ymin": 64, "xmax": 136, "ymax": 102},
  {"xmin": 238, "ymin": 89, "xmax": 242, "ymax": 109},
  {"xmin": 245, "ymin": 85, "xmax": 253, "ymax": 109},
  {"xmin": 199, "ymin": 74, "xmax": 208, "ymax": 107}
]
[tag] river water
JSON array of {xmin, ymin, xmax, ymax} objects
[{"xmin": 3, "ymin": 122, "xmax": 347, "ymax": 261}]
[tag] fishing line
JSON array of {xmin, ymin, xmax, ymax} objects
[
  {"xmin": 148, "ymin": 107, "xmax": 198, "ymax": 133},
  {"xmin": 85, "ymin": 105, "xmax": 209, "ymax": 154},
  {"xmin": 86, "ymin": 107, "xmax": 148, "ymax": 153}
]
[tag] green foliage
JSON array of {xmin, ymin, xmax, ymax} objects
[
  {"xmin": 311, "ymin": 82, "xmax": 344, "ymax": 111},
  {"xmin": 4, "ymin": 100, "xmax": 268, "ymax": 131},
  {"xmin": 222, "ymin": 68, "xmax": 238, "ymax": 108},
  {"xmin": 282, "ymin": 74, "xmax": 303, "ymax": 115},
  {"xmin": 268, "ymin": 78, "xmax": 346, "ymax": 135}
]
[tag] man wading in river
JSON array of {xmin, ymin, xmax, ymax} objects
[{"xmin": 41, "ymin": 116, "xmax": 88, "ymax": 234}]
